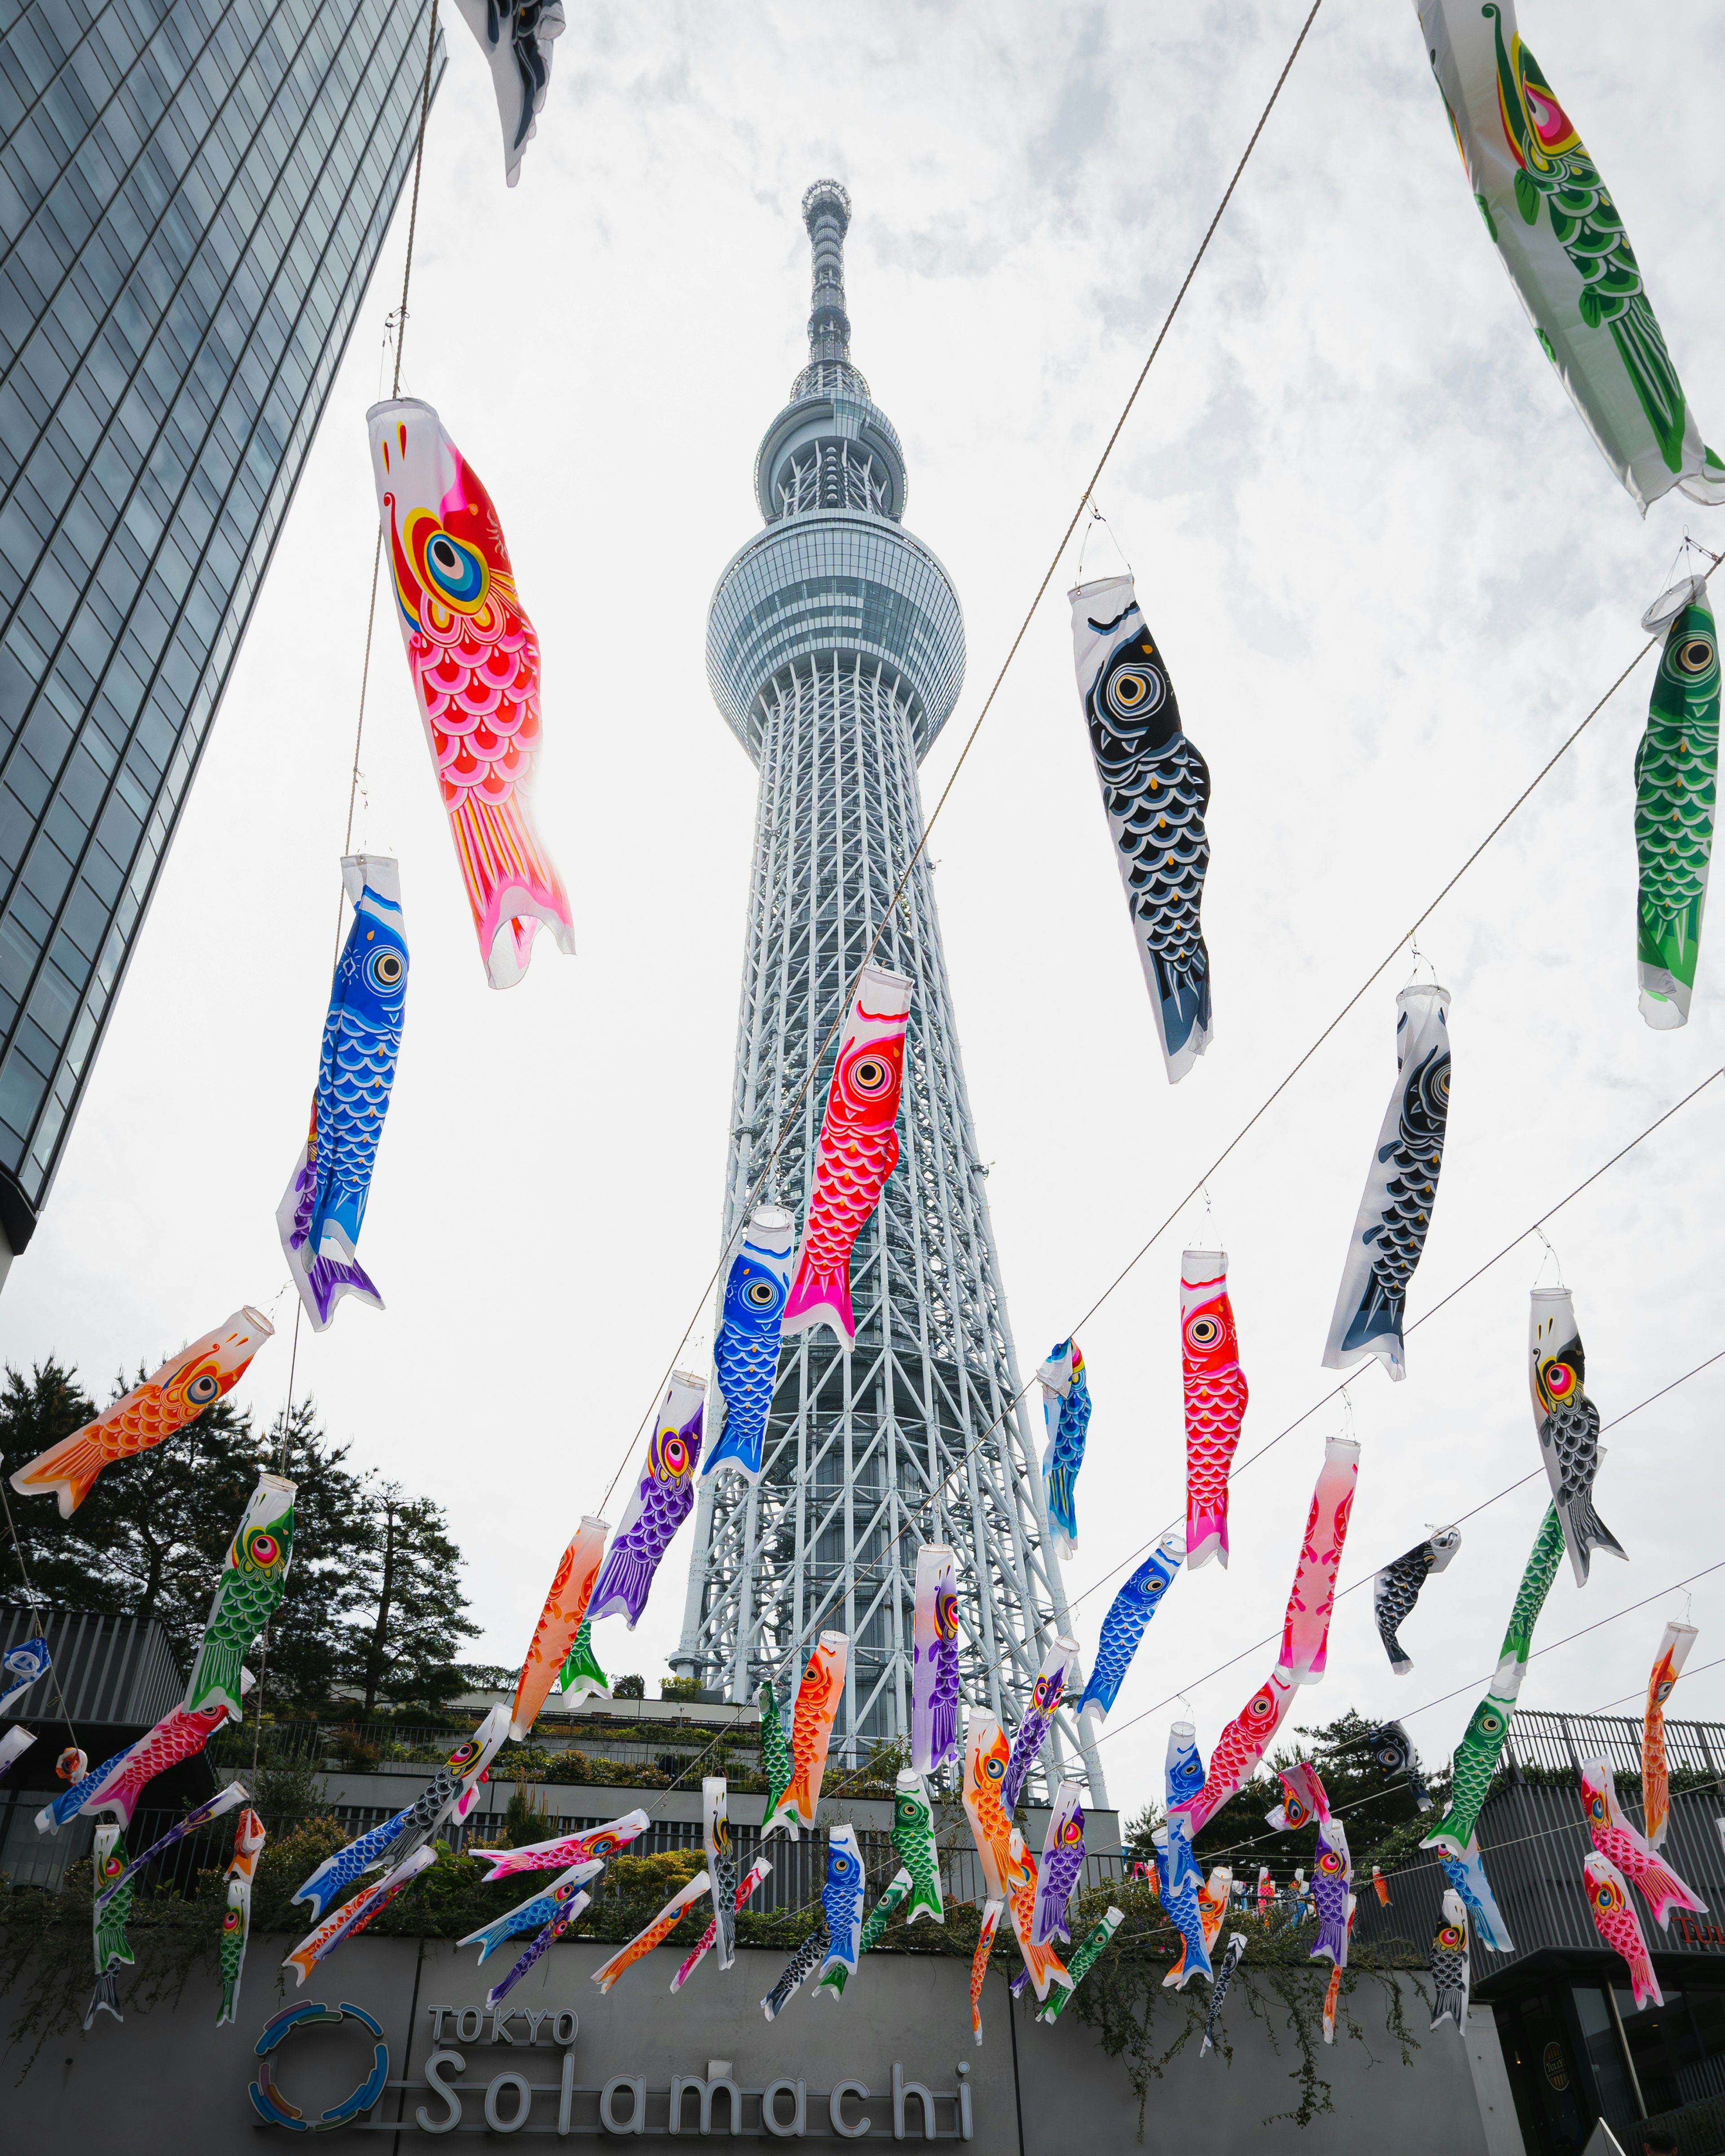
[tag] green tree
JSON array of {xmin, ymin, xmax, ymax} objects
[
  {"xmin": 339, "ymin": 1482, "xmax": 478, "ymax": 1714},
  {"xmin": 0, "ymin": 1359, "xmax": 378, "ymax": 1710}
]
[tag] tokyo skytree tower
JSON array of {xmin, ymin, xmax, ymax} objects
[{"xmin": 673, "ymin": 181, "xmax": 1105, "ymax": 1805}]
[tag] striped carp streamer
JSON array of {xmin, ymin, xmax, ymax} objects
[
  {"xmin": 10, "ymin": 1309, "xmax": 271, "ymax": 1516},
  {"xmin": 1323, "ymin": 984, "xmax": 1451, "ymax": 1381},
  {"xmin": 704, "ymin": 1205, "xmax": 795, "ymax": 1482},
  {"xmin": 367, "ymin": 398, "xmax": 575, "ymax": 990},
  {"xmin": 510, "ymin": 1516, "xmax": 607, "ymax": 1739},
  {"xmin": 781, "ymin": 964, "xmax": 912, "ymax": 1350},
  {"xmin": 1182, "ymin": 1249, "xmax": 1247, "ymax": 1569},
  {"xmin": 911, "ymin": 1543, "xmax": 960, "ymax": 1774},
  {"xmin": 1036, "ymin": 1338, "xmax": 1092, "ymax": 1557},
  {"xmin": 1415, "ymin": 0, "xmax": 1725, "ymax": 514},
  {"xmin": 1424, "ymin": 1502, "xmax": 1564, "ymax": 1858},
  {"xmin": 1635, "ymin": 578, "xmax": 1720, "ymax": 1027},
  {"xmin": 278, "ymin": 857, "xmax": 407, "ymax": 1330},
  {"xmin": 1644, "ymin": 1620, "xmax": 1699, "ymax": 1848},
  {"xmin": 1069, "ymin": 574, "xmax": 1213, "ymax": 1082},
  {"xmin": 1277, "ymin": 1437, "xmax": 1360, "ymax": 1686}
]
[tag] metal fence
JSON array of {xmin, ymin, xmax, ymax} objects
[
  {"xmin": 0, "ymin": 1602, "xmax": 181, "ymax": 1725},
  {"xmin": 208, "ymin": 1721, "xmax": 758, "ymax": 1775},
  {"xmin": 1504, "ymin": 1709, "xmax": 1725, "ymax": 1784}
]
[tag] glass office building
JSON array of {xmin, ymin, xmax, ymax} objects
[
  {"xmin": 674, "ymin": 182, "xmax": 1103, "ymax": 1802},
  {"xmin": 0, "ymin": 0, "xmax": 443, "ymax": 1277}
]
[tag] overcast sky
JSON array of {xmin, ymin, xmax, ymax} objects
[{"xmin": 8, "ymin": 0, "xmax": 1725, "ymax": 1826}]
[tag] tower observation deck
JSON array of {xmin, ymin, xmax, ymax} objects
[{"xmin": 676, "ymin": 182, "xmax": 1104, "ymax": 1804}]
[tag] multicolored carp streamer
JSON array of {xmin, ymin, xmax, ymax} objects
[
  {"xmin": 911, "ymin": 1543, "xmax": 960, "ymax": 1774},
  {"xmin": 1372, "ymin": 1867, "xmax": 1390, "ymax": 1906},
  {"xmin": 1309, "ymin": 1814, "xmax": 1353, "ymax": 1968},
  {"xmin": 185, "ymin": 1474, "xmax": 296, "ymax": 1721},
  {"xmin": 963, "ymin": 1714, "xmax": 1029, "ymax": 1902},
  {"xmin": 1635, "ymin": 579, "xmax": 1720, "ymax": 1027},
  {"xmin": 1374, "ymin": 1528, "xmax": 1461, "ymax": 1676},
  {"xmin": 1440, "ymin": 1837, "xmax": 1513, "ymax": 1956},
  {"xmin": 1530, "ymin": 1288, "xmax": 1625, "ymax": 1587},
  {"xmin": 1323, "ymin": 984, "xmax": 1451, "ymax": 1380},
  {"xmin": 485, "ymin": 1889, "xmax": 592, "ymax": 2012},
  {"xmin": 1257, "ymin": 1868, "xmax": 1274, "ymax": 1915},
  {"xmin": 0, "ymin": 1636, "xmax": 49, "ymax": 1715},
  {"xmin": 1005, "ymin": 1830, "xmax": 1071, "ymax": 2003},
  {"xmin": 857, "ymin": 1868, "xmax": 913, "ymax": 1957},
  {"xmin": 1580, "ymin": 1759, "xmax": 1708, "ymax": 1929},
  {"xmin": 450, "ymin": 0, "xmax": 564, "ymax": 188},
  {"xmin": 1277, "ymin": 1437, "xmax": 1359, "ymax": 1686},
  {"xmin": 703, "ymin": 1778, "xmax": 738, "ymax": 1973},
  {"xmin": 1036, "ymin": 1905, "xmax": 1123, "ymax": 2028},
  {"xmin": 1265, "ymin": 1759, "xmax": 1329, "ymax": 1835},
  {"xmin": 1416, "ymin": 0, "xmax": 1725, "ymax": 514},
  {"xmin": 1167, "ymin": 1867, "xmax": 1230, "ymax": 1988},
  {"xmin": 1645, "ymin": 1620, "xmax": 1699, "ymax": 1848},
  {"xmin": 85, "ymin": 1825, "xmax": 133, "ymax": 2029},
  {"xmin": 587, "ymin": 1372, "xmax": 705, "ymax": 1629},
  {"xmin": 1367, "ymin": 1720, "xmax": 1433, "ymax": 1811},
  {"xmin": 473, "ymin": 1808, "xmax": 650, "ymax": 1884},
  {"xmin": 556, "ymin": 1616, "xmax": 608, "ymax": 1708},
  {"xmin": 1032, "ymin": 1781, "xmax": 1084, "ymax": 1947},
  {"xmin": 511, "ymin": 1516, "xmax": 607, "ymax": 1738},
  {"xmin": 814, "ymin": 1823, "xmax": 866, "ymax": 1996},
  {"xmin": 1429, "ymin": 1891, "xmax": 1470, "ymax": 2033},
  {"xmin": 1178, "ymin": 1668, "xmax": 1296, "ymax": 1835},
  {"xmin": 969, "ymin": 1899, "xmax": 1002, "ymax": 2046},
  {"xmin": 277, "ymin": 857, "xmax": 406, "ymax": 1330},
  {"xmin": 1181, "ymin": 1250, "xmax": 1248, "ymax": 1568},
  {"xmin": 1424, "ymin": 1503, "xmax": 1564, "ymax": 1857},
  {"xmin": 705, "ymin": 1205, "xmax": 795, "ymax": 1482},
  {"xmin": 760, "ymin": 1679, "xmax": 794, "ymax": 1825},
  {"xmin": 672, "ymin": 1856, "xmax": 772, "ymax": 1994},
  {"xmin": 1585, "ymin": 1852, "xmax": 1662, "ymax": 2009},
  {"xmin": 10, "ymin": 1310, "xmax": 271, "ymax": 1517},
  {"xmin": 96, "ymin": 1784, "xmax": 248, "ymax": 1913},
  {"xmin": 1166, "ymin": 1722, "xmax": 1205, "ymax": 1810},
  {"xmin": 1078, "ymin": 1531, "xmax": 1184, "ymax": 1723},
  {"xmin": 891, "ymin": 1770, "xmax": 945, "ymax": 1926},
  {"xmin": 1200, "ymin": 1931, "xmax": 1248, "ymax": 2055},
  {"xmin": 1069, "ymin": 574, "xmax": 1212, "ymax": 1082},
  {"xmin": 217, "ymin": 1807, "xmax": 266, "ymax": 2028},
  {"xmin": 37, "ymin": 1692, "xmax": 245, "ymax": 1832},
  {"xmin": 762, "ymin": 1915, "xmax": 829, "ymax": 2023},
  {"xmin": 593, "ymin": 1870, "xmax": 711, "ymax": 1996},
  {"xmin": 457, "ymin": 1860, "xmax": 603, "ymax": 1964},
  {"xmin": 294, "ymin": 1707, "xmax": 510, "ymax": 1917},
  {"xmin": 1160, "ymin": 1822, "xmax": 1214, "ymax": 1991},
  {"xmin": 367, "ymin": 398, "xmax": 575, "ymax": 989},
  {"xmin": 781, "ymin": 965, "xmax": 912, "ymax": 1350},
  {"xmin": 1036, "ymin": 1338, "xmax": 1092, "ymax": 1557},
  {"xmin": 762, "ymin": 1631, "xmax": 846, "ymax": 1839},
  {"xmin": 1321, "ymin": 1900, "xmax": 1357, "ymax": 2043},
  {"xmin": 284, "ymin": 1846, "xmax": 437, "ymax": 1986},
  {"xmin": 1003, "ymin": 1634, "xmax": 1076, "ymax": 1811}
]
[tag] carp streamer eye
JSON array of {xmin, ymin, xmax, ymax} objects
[
  {"xmin": 1247, "ymin": 1693, "xmax": 1274, "ymax": 1721},
  {"xmin": 1186, "ymin": 1316, "xmax": 1221, "ymax": 1349},
  {"xmin": 1540, "ymin": 1358, "xmax": 1577, "ymax": 1401},
  {"xmin": 1678, "ymin": 636, "xmax": 1716, "ymax": 674},
  {"xmin": 448, "ymin": 1740, "xmax": 481, "ymax": 1772},
  {"xmin": 657, "ymin": 1436, "xmax": 689, "ymax": 1476},
  {"xmin": 247, "ymin": 1533, "xmax": 279, "ymax": 1568},
  {"xmin": 1105, "ymin": 663, "xmax": 1164, "ymax": 723},
  {"xmin": 367, "ymin": 948, "xmax": 406, "ymax": 990},
  {"xmin": 805, "ymin": 1660, "xmax": 821, "ymax": 1684},
  {"xmin": 186, "ymin": 1370, "xmax": 221, "ymax": 1404},
  {"xmin": 425, "ymin": 528, "xmax": 488, "ymax": 610},
  {"xmin": 848, "ymin": 1055, "xmax": 892, "ymax": 1096},
  {"xmin": 746, "ymin": 1279, "xmax": 778, "ymax": 1307},
  {"xmin": 985, "ymin": 1754, "xmax": 1005, "ymax": 1782}
]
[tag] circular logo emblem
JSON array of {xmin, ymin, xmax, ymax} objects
[
  {"xmin": 1543, "ymin": 2041, "xmax": 1569, "ymax": 2092},
  {"xmin": 250, "ymin": 2001, "xmax": 388, "ymax": 2130}
]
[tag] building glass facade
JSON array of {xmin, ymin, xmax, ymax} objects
[
  {"xmin": 675, "ymin": 182, "xmax": 1103, "ymax": 1803},
  {"xmin": 0, "ymin": 0, "xmax": 443, "ymax": 1267}
]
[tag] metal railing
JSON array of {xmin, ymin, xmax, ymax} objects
[{"xmin": 1504, "ymin": 1709, "xmax": 1725, "ymax": 1785}]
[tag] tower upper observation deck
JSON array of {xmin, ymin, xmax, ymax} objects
[{"xmin": 706, "ymin": 181, "xmax": 965, "ymax": 762}]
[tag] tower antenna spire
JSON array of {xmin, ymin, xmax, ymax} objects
[{"xmin": 801, "ymin": 179, "xmax": 853, "ymax": 365}]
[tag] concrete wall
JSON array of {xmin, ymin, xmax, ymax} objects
[{"xmin": 1, "ymin": 1933, "xmax": 1515, "ymax": 2152}]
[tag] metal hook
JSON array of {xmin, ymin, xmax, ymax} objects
[{"xmin": 1531, "ymin": 1226, "xmax": 1565, "ymax": 1290}]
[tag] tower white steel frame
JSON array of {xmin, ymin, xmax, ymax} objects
[{"xmin": 673, "ymin": 183, "xmax": 1106, "ymax": 1805}]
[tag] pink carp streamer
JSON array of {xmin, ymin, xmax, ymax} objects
[
  {"xmin": 1181, "ymin": 1250, "xmax": 1248, "ymax": 1569},
  {"xmin": 1177, "ymin": 1671, "xmax": 1296, "ymax": 1836},
  {"xmin": 1277, "ymin": 1437, "xmax": 1360, "ymax": 1685}
]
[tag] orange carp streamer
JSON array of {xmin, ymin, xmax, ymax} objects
[{"xmin": 509, "ymin": 1517, "xmax": 607, "ymax": 1740}]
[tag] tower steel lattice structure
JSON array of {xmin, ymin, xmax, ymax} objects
[{"xmin": 673, "ymin": 182, "xmax": 1106, "ymax": 1806}]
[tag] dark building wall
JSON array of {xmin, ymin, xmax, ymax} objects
[{"xmin": 0, "ymin": 0, "xmax": 443, "ymax": 1256}]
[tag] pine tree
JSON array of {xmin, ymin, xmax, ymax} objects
[{"xmin": 339, "ymin": 1482, "xmax": 478, "ymax": 1714}]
